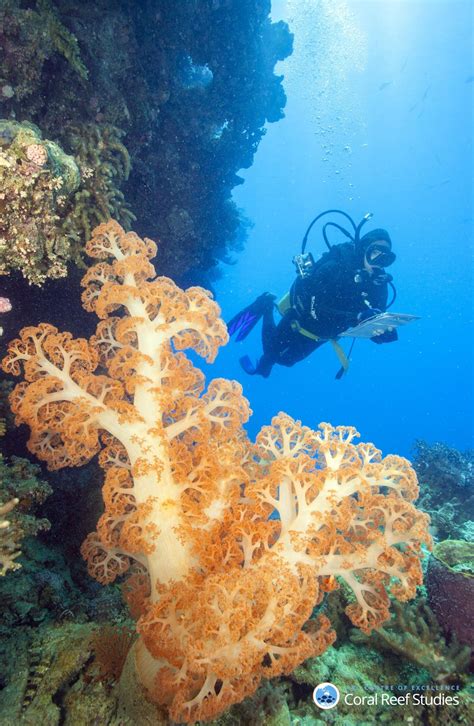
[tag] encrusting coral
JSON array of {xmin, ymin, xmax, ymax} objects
[
  {"xmin": 2, "ymin": 220, "xmax": 431, "ymax": 723},
  {"xmin": 0, "ymin": 119, "xmax": 134, "ymax": 285},
  {"xmin": 0, "ymin": 119, "xmax": 80, "ymax": 285}
]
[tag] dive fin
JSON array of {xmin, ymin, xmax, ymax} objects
[
  {"xmin": 239, "ymin": 355, "xmax": 257, "ymax": 375},
  {"xmin": 227, "ymin": 293, "xmax": 275, "ymax": 342},
  {"xmin": 228, "ymin": 308, "xmax": 260, "ymax": 341}
]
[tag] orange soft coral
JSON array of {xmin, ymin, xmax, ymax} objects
[{"xmin": 2, "ymin": 221, "xmax": 431, "ymax": 723}]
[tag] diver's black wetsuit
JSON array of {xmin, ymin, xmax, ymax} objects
[{"xmin": 256, "ymin": 242, "xmax": 394, "ymax": 377}]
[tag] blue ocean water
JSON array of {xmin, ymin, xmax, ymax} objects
[{"xmin": 209, "ymin": 0, "xmax": 473, "ymax": 457}]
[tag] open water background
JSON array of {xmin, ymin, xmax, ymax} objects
[{"xmin": 209, "ymin": 0, "xmax": 473, "ymax": 457}]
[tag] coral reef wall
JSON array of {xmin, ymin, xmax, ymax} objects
[
  {"xmin": 0, "ymin": 0, "xmax": 292, "ymax": 283},
  {"xmin": 124, "ymin": 0, "xmax": 292, "ymax": 281}
]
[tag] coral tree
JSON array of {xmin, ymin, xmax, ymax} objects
[{"xmin": 2, "ymin": 221, "xmax": 431, "ymax": 722}]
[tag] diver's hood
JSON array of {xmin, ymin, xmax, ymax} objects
[{"xmin": 359, "ymin": 228, "xmax": 392, "ymax": 251}]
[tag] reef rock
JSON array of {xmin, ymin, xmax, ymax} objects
[{"xmin": 426, "ymin": 539, "xmax": 474, "ymax": 655}]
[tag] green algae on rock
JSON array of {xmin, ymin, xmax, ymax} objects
[
  {"xmin": 291, "ymin": 640, "xmax": 473, "ymax": 725},
  {"xmin": 0, "ymin": 622, "xmax": 113, "ymax": 725}
]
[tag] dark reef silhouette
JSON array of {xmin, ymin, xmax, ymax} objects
[
  {"xmin": 1, "ymin": 0, "xmax": 293, "ymax": 345},
  {"xmin": 1, "ymin": 0, "xmax": 293, "ymax": 284}
]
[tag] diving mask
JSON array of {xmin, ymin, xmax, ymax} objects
[{"xmin": 364, "ymin": 243, "xmax": 396, "ymax": 268}]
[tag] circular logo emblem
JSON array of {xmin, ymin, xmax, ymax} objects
[{"xmin": 313, "ymin": 682, "xmax": 340, "ymax": 709}]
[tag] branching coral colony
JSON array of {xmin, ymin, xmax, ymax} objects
[{"xmin": 2, "ymin": 221, "xmax": 431, "ymax": 723}]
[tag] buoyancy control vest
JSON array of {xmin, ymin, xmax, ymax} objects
[{"xmin": 282, "ymin": 243, "xmax": 388, "ymax": 338}]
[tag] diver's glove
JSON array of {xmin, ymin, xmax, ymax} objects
[
  {"xmin": 357, "ymin": 307, "xmax": 381, "ymax": 323},
  {"xmin": 371, "ymin": 328, "xmax": 398, "ymax": 344}
]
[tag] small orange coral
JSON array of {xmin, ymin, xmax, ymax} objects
[{"xmin": 3, "ymin": 221, "xmax": 431, "ymax": 723}]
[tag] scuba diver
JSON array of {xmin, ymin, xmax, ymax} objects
[{"xmin": 228, "ymin": 210, "xmax": 398, "ymax": 379}]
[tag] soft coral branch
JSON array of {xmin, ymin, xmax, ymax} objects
[{"xmin": 2, "ymin": 221, "xmax": 431, "ymax": 723}]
